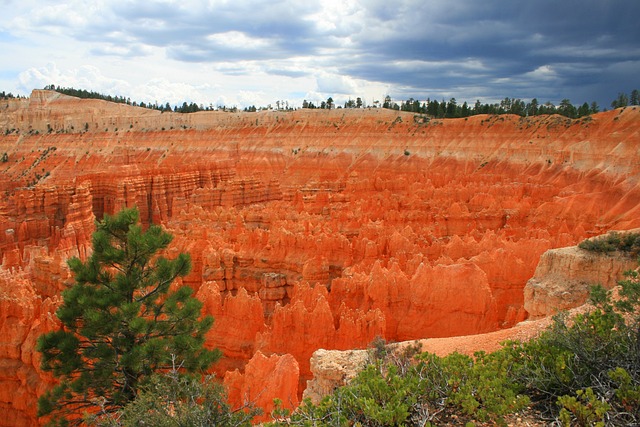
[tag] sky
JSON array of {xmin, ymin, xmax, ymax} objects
[{"xmin": 1, "ymin": 0, "xmax": 639, "ymax": 109}]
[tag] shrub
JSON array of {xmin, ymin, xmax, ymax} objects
[
  {"xmin": 578, "ymin": 232, "xmax": 640, "ymax": 257},
  {"xmin": 558, "ymin": 388, "xmax": 610, "ymax": 427},
  {"xmin": 269, "ymin": 340, "xmax": 527, "ymax": 426},
  {"xmin": 508, "ymin": 274, "xmax": 640, "ymax": 425}
]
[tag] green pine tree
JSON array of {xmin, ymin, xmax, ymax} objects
[{"xmin": 37, "ymin": 207, "xmax": 219, "ymax": 425}]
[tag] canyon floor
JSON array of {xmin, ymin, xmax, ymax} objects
[{"xmin": 1, "ymin": 91, "xmax": 640, "ymax": 426}]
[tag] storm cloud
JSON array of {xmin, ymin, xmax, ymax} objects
[{"xmin": 2, "ymin": 0, "xmax": 638, "ymax": 108}]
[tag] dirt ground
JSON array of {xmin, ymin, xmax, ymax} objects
[{"xmin": 415, "ymin": 303, "xmax": 593, "ymax": 357}]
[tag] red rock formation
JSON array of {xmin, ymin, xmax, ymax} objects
[
  {"xmin": 0, "ymin": 270, "xmax": 59, "ymax": 426},
  {"xmin": 196, "ymin": 282, "xmax": 267, "ymax": 373},
  {"xmin": 224, "ymin": 351, "xmax": 299, "ymax": 423},
  {"xmin": 256, "ymin": 282, "xmax": 385, "ymax": 386},
  {"xmin": 2, "ymin": 91, "xmax": 640, "ymax": 424}
]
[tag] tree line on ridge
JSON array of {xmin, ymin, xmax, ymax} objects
[{"xmin": 1, "ymin": 86, "xmax": 639, "ymax": 119}]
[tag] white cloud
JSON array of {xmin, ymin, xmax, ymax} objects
[
  {"xmin": 206, "ymin": 31, "xmax": 272, "ymax": 51},
  {"xmin": 316, "ymin": 72, "xmax": 358, "ymax": 95},
  {"xmin": 18, "ymin": 63, "xmax": 128, "ymax": 93},
  {"xmin": 90, "ymin": 44, "xmax": 154, "ymax": 57},
  {"xmin": 524, "ymin": 65, "xmax": 558, "ymax": 82},
  {"xmin": 7, "ymin": 0, "xmax": 104, "ymax": 36},
  {"xmin": 306, "ymin": 0, "xmax": 362, "ymax": 35}
]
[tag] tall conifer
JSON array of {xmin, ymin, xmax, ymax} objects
[{"xmin": 37, "ymin": 207, "xmax": 218, "ymax": 425}]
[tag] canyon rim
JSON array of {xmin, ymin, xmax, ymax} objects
[{"xmin": 1, "ymin": 90, "xmax": 640, "ymax": 425}]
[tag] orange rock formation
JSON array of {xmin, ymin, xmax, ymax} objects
[{"xmin": 1, "ymin": 91, "xmax": 640, "ymax": 425}]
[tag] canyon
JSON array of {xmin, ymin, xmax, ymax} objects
[{"xmin": 1, "ymin": 90, "xmax": 640, "ymax": 425}]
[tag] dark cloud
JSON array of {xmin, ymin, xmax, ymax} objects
[
  {"xmin": 331, "ymin": 0, "xmax": 640, "ymax": 105},
  {"xmin": 96, "ymin": 1, "xmax": 323, "ymax": 59}
]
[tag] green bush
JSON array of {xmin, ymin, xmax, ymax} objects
[
  {"xmin": 269, "ymin": 340, "xmax": 527, "ymax": 426},
  {"xmin": 507, "ymin": 274, "xmax": 640, "ymax": 425},
  {"xmin": 558, "ymin": 388, "xmax": 610, "ymax": 427},
  {"xmin": 437, "ymin": 351, "xmax": 529, "ymax": 423},
  {"xmin": 578, "ymin": 232, "xmax": 640, "ymax": 257}
]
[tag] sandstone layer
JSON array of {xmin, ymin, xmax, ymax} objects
[{"xmin": 1, "ymin": 91, "xmax": 640, "ymax": 425}]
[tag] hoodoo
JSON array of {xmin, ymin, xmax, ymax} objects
[{"xmin": 1, "ymin": 90, "xmax": 640, "ymax": 425}]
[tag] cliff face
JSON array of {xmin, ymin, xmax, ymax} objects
[
  {"xmin": 524, "ymin": 230, "xmax": 640, "ymax": 319},
  {"xmin": 1, "ymin": 91, "xmax": 640, "ymax": 424}
]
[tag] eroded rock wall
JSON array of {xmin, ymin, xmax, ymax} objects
[
  {"xmin": 1, "ymin": 91, "xmax": 640, "ymax": 424},
  {"xmin": 524, "ymin": 230, "xmax": 640, "ymax": 319}
]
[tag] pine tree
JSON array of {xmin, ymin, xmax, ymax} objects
[
  {"xmin": 37, "ymin": 207, "xmax": 219, "ymax": 425},
  {"xmin": 611, "ymin": 92, "xmax": 629, "ymax": 109}
]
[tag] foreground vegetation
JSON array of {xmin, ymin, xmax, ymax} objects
[
  {"xmin": 37, "ymin": 211, "xmax": 640, "ymax": 425},
  {"xmin": 268, "ymin": 267, "xmax": 640, "ymax": 426},
  {"xmin": 91, "ymin": 369, "xmax": 257, "ymax": 427},
  {"xmin": 578, "ymin": 232, "xmax": 640, "ymax": 258}
]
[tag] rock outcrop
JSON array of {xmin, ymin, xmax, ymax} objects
[
  {"xmin": 223, "ymin": 351, "xmax": 299, "ymax": 423},
  {"xmin": 303, "ymin": 348, "xmax": 369, "ymax": 404},
  {"xmin": 524, "ymin": 230, "xmax": 640, "ymax": 319},
  {"xmin": 1, "ymin": 91, "xmax": 640, "ymax": 425}
]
